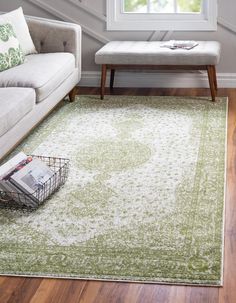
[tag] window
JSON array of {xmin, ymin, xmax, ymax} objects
[{"xmin": 107, "ymin": 0, "xmax": 217, "ymax": 31}]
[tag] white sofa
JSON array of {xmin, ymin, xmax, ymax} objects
[{"xmin": 0, "ymin": 15, "xmax": 81, "ymax": 160}]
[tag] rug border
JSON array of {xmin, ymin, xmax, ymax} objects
[
  {"xmin": 0, "ymin": 273, "xmax": 223, "ymax": 287},
  {"xmin": 220, "ymin": 96, "xmax": 229, "ymax": 287}
]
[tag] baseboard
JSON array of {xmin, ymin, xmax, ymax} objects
[{"xmin": 80, "ymin": 71, "xmax": 236, "ymax": 88}]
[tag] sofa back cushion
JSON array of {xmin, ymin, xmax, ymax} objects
[
  {"xmin": 0, "ymin": 7, "xmax": 37, "ymax": 55},
  {"xmin": 0, "ymin": 22, "xmax": 25, "ymax": 72}
]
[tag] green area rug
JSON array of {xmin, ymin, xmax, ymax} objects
[{"xmin": 0, "ymin": 95, "xmax": 227, "ymax": 285}]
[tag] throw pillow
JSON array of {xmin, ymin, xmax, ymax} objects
[
  {"xmin": 0, "ymin": 7, "xmax": 37, "ymax": 55},
  {"xmin": 0, "ymin": 23, "xmax": 25, "ymax": 72}
]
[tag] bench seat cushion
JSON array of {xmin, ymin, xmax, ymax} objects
[
  {"xmin": 95, "ymin": 41, "xmax": 221, "ymax": 66},
  {"xmin": 0, "ymin": 52, "xmax": 75, "ymax": 103},
  {"xmin": 0, "ymin": 88, "xmax": 35, "ymax": 137}
]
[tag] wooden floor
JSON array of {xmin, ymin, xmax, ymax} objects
[{"xmin": 1, "ymin": 87, "xmax": 235, "ymax": 303}]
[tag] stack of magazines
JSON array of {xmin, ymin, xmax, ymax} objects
[
  {"xmin": 160, "ymin": 40, "xmax": 199, "ymax": 50},
  {"xmin": 0, "ymin": 152, "xmax": 54, "ymax": 207}
]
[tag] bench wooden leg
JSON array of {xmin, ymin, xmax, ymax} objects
[
  {"xmin": 212, "ymin": 65, "xmax": 218, "ymax": 91},
  {"xmin": 207, "ymin": 65, "xmax": 216, "ymax": 102},
  {"xmin": 110, "ymin": 69, "xmax": 115, "ymax": 89},
  {"xmin": 101, "ymin": 64, "xmax": 107, "ymax": 100},
  {"xmin": 69, "ymin": 87, "xmax": 77, "ymax": 102}
]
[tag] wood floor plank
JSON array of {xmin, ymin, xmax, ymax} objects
[
  {"xmin": 121, "ymin": 284, "xmax": 143, "ymax": 303},
  {"xmin": 170, "ymin": 285, "xmax": 219, "ymax": 303},
  {"xmin": 0, "ymin": 277, "xmax": 27, "ymax": 303},
  {"xmin": 28, "ymin": 279, "xmax": 86, "ymax": 303},
  {"xmin": 219, "ymin": 90, "xmax": 236, "ymax": 303},
  {"xmin": 168, "ymin": 285, "xmax": 187, "ymax": 303},
  {"xmin": 186, "ymin": 287, "xmax": 219, "ymax": 303},
  {"xmin": 29, "ymin": 279, "xmax": 61, "ymax": 303},
  {"xmin": 79, "ymin": 281, "xmax": 130, "ymax": 303},
  {"xmin": 78, "ymin": 281, "xmax": 101, "ymax": 303},
  {"xmin": 6, "ymin": 278, "xmax": 42, "ymax": 303},
  {"xmin": 135, "ymin": 285, "xmax": 171, "ymax": 303},
  {"xmin": 0, "ymin": 88, "xmax": 235, "ymax": 303}
]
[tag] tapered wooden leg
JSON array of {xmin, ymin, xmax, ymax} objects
[
  {"xmin": 101, "ymin": 64, "xmax": 107, "ymax": 100},
  {"xmin": 69, "ymin": 87, "xmax": 77, "ymax": 102},
  {"xmin": 207, "ymin": 66, "xmax": 216, "ymax": 102},
  {"xmin": 212, "ymin": 65, "xmax": 218, "ymax": 91},
  {"xmin": 110, "ymin": 69, "xmax": 115, "ymax": 89}
]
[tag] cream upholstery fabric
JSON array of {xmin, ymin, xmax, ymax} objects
[
  {"xmin": 95, "ymin": 41, "xmax": 221, "ymax": 66},
  {"xmin": 27, "ymin": 17, "xmax": 81, "ymax": 69},
  {"xmin": 0, "ymin": 53, "xmax": 75, "ymax": 103},
  {"xmin": 0, "ymin": 88, "xmax": 35, "ymax": 137}
]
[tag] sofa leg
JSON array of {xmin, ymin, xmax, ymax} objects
[{"xmin": 69, "ymin": 87, "xmax": 77, "ymax": 102}]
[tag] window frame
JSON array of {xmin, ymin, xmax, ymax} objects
[{"xmin": 107, "ymin": 0, "xmax": 217, "ymax": 31}]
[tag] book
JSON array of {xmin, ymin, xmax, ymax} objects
[
  {"xmin": 3, "ymin": 157, "xmax": 33, "ymax": 180},
  {"xmin": 160, "ymin": 40, "xmax": 199, "ymax": 50},
  {"xmin": 10, "ymin": 158, "xmax": 54, "ymax": 196}
]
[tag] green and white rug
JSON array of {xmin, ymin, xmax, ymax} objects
[{"xmin": 0, "ymin": 96, "xmax": 227, "ymax": 285}]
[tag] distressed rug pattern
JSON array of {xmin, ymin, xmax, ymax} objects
[{"xmin": 0, "ymin": 96, "xmax": 227, "ymax": 285}]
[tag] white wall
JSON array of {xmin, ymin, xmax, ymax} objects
[{"xmin": 1, "ymin": 0, "xmax": 236, "ymax": 87}]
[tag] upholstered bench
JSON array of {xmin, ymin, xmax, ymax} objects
[{"xmin": 95, "ymin": 41, "xmax": 221, "ymax": 101}]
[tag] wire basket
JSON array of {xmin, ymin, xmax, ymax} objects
[{"xmin": 0, "ymin": 155, "xmax": 70, "ymax": 208}]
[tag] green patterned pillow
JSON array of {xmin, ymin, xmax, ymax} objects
[{"xmin": 0, "ymin": 22, "xmax": 25, "ymax": 72}]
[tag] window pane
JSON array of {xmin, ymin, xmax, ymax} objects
[
  {"xmin": 123, "ymin": 0, "xmax": 203, "ymax": 13},
  {"xmin": 124, "ymin": 0, "xmax": 148, "ymax": 12},
  {"xmin": 177, "ymin": 0, "xmax": 202, "ymax": 13},
  {"xmin": 150, "ymin": 0, "xmax": 174, "ymax": 13}
]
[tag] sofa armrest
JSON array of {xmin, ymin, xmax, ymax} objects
[{"xmin": 26, "ymin": 16, "xmax": 81, "ymax": 68}]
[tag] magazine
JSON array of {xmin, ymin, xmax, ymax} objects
[
  {"xmin": 160, "ymin": 40, "xmax": 199, "ymax": 50},
  {"xmin": 0, "ymin": 152, "xmax": 28, "ymax": 192},
  {"xmin": 10, "ymin": 158, "xmax": 54, "ymax": 195},
  {"xmin": 0, "ymin": 152, "xmax": 27, "ymax": 179}
]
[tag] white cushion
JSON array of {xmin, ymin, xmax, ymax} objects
[
  {"xmin": 0, "ymin": 22, "xmax": 25, "ymax": 72},
  {"xmin": 0, "ymin": 7, "xmax": 37, "ymax": 55},
  {"xmin": 0, "ymin": 52, "xmax": 75, "ymax": 103},
  {"xmin": 95, "ymin": 41, "xmax": 221, "ymax": 66},
  {"xmin": 0, "ymin": 88, "xmax": 35, "ymax": 137}
]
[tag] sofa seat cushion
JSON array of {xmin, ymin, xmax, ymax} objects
[
  {"xmin": 0, "ymin": 88, "xmax": 35, "ymax": 137},
  {"xmin": 0, "ymin": 52, "xmax": 75, "ymax": 103}
]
